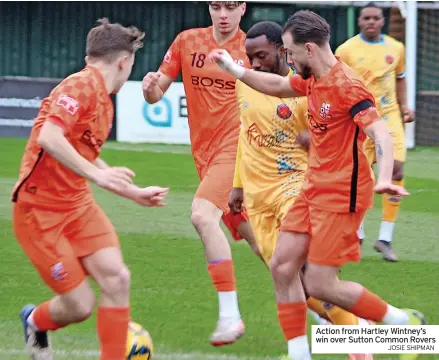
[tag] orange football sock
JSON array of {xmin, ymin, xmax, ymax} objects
[
  {"xmin": 32, "ymin": 301, "xmax": 65, "ymax": 331},
  {"xmin": 348, "ymin": 288, "xmax": 388, "ymax": 323},
  {"xmin": 278, "ymin": 302, "xmax": 307, "ymax": 340},
  {"xmin": 97, "ymin": 307, "xmax": 130, "ymax": 360},
  {"xmin": 207, "ymin": 260, "xmax": 236, "ymax": 292}
]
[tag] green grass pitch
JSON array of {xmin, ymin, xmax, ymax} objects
[{"xmin": 0, "ymin": 138, "xmax": 437, "ymax": 360}]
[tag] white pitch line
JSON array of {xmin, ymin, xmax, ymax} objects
[
  {"xmin": 0, "ymin": 348, "xmax": 278, "ymax": 360},
  {"xmin": 104, "ymin": 143, "xmax": 191, "ymax": 155}
]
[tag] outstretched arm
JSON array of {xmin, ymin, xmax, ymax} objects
[
  {"xmin": 39, "ymin": 122, "xmax": 168, "ymax": 205},
  {"xmin": 351, "ymin": 102, "xmax": 408, "ymax": 197},
  {"xmin": 239, "ymin": 70, "xmax": 297, "ymax": 98},
  {"xmin": 208, "ymin": 49, "xmax": 303, "ymax": 98},
  {"xmin": 38, "ymin": 121, "xmax": 105, "ymax": 183},
  {"xmin": 94, "ymin": 157, "xmax": 109, "ymax": 169},
  {"xmin": 363, "ymin": 120, "xmax": 394, "ymax": 186}
]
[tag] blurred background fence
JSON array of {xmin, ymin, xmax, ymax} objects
[{"xmin": 0, "ymin": 1, "xmax": 438, "ymax": 146}]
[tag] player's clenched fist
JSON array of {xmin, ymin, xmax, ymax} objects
[
  {"xmin": 142, "ymin": 72, "xmax": 161, "ymax": 93},
  {"xmin": 133, "ymin": 186, "xmax": 169, "ymax": 207},
  {"xmin": 401, "ymin": 105, "xmax": 415, "ymax": 123}
]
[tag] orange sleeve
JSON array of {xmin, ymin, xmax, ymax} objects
[
  {"xmin": 46, "ymin": 77, "xmax": 95, "ymax": 134},
  {"xmin": 352, "ymin": 106, "xmax": 381, "ymax": 129},
  {"xmin": 289, "ymin": 74, "xmax": 308, "ymax": 96},
  {"xmin": 342, "ymin": 81, "xmax": 380, "ymax": 129},
  {"xmin": 159, "ymin": 33, "xmax": 182, "ymax": 80}
]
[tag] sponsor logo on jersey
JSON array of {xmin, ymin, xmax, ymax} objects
[
  {"xmin": 385, "ymin": 55, "xmax": 395, "ymax": 64},
  {"xmin": 308, "ymin": 114, "xmax": 328, "ymax": 133},
  {"xmin": 56, "ymin": 95, "xmax": 79, "ymax": 115},
  {"xmin": 80, "ymin": 129, "xmax": 104, "ymax": 151},
  {"xmin": 277, "ymin": 104, "xmax": 292, "ymax": 120},
  {"xmin": 164, "ymin": 50, "xmax": 172, "ymax": 64},
  {"xmin": 191, "ymin": 76, "xmax": 235, "ymax": 90},
  {"xmin": 246, "ymin": 122, "xmax": 287, "ymax": 148},
  {"xmin": 319, "ymin": 102, "xmax": 331, "ymax": 119}
]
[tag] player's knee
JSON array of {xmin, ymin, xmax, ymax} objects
[
  {"xmin": 62, "ymin": 289, "xmax": 96, "ymax": 323},
  {"xmin": 191, "ymin": 210, "xmax": 212, "ymax": 232},
  {"xmin": 100, "ymin": 265, "xmax": 131, "ymax": 296},
  {"xmin": 71, "ymin": 299, "xmax": 95, "ymax": 323},
  {"xmin": 270, "ymin": 254, "xmax": 293, "ymax": 282}
]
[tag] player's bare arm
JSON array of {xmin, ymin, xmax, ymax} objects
[
  {"xmin": 92, "ymin": 158, "xmax": 168, "ymax": 206},
  {"xmin": 396, "ymin": 77, "xmax": 415, "ymax": 123},
  {"xmin": 208, "ymin": 49, "xmax": 299, "ymax": 98},
  {"xmin": 93, "ymin": 157, "xmax": 110, "ymax": 169},
  {"xmin": 142, "ymin": 72, "xmax": 173, "ymax": 104},
  {"xmin": 363, "ymin": 120, "xmax": 408, "ymax": 196},
  {"xmin": 38, "ymin": 121, "xmax": 131, "ymax": 186},
  {"xmin": 38, "ymin": 121, "xmax": 168, "ymax": 206}
]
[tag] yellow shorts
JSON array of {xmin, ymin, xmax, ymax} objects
[
  {"xmin": 363, "ymin": 111, "xmax": 406, "ymax": 165},
  {"xmin": 248, "ymin": 173, "xmax": 304, "ymax": 265}
]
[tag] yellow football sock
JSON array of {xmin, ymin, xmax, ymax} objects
[
  {"xmin": 306, "ymin": 297, "xmax": 327, "ymax": 318},
  {"xmin": 382, "ymin": 179, "xmax": 404, "ymax": 222},
  {"xmin": 325, "ymin": 305, "xmax": 359, "ymax": 325}
]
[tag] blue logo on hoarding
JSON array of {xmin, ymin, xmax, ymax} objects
[{"xmin": 142, "ymin": 97, "xmax": 172, "ymax": 127}]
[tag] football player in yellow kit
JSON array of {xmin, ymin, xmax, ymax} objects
[
  {"xmin": 336, "ymin": 2, "xmax": 415, "ymax": 262},
  {"xmin": 229, "ymin": 21, "xmax": 373, "ymax": 360}
]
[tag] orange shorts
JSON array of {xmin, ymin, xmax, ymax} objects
[
  {"xmin": 195, "ymin": 161, "xmax": 248, "ymax": 240},
  {"xmin": 280, "ymin": 193, "xmax": 365, "ymax": 267},
  {"xmin": 13, "ymin": 202, "xmax": 119, "ymax": 295}
]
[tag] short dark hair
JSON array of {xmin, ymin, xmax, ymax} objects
[
  {"xmin": 86, "ymin": 18, "xmax": 145, "ymax": 61},
  {"xmin": 207, "ymin": 1, "xmax": 244, "ymax": 6},
  {"xmin": 246, "ymin": 21, "xmax": 283, "ymax": 48},
  {"xmin": 363, "ymin": 2, "xmax": 379, "ymax": 9},
  {"xmin": 361, "ymin": 2, "xmax": 383, "ymax": 16},
  {"xmin": 283, "ymin": 10, "xmax": 330, "ymax": 46}
]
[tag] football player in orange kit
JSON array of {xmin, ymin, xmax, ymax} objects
[
  {"xmin": 142, "ymin": 1, "xmax": 255, "ymax": 346},
  {"xmin": 230, "ymin": 20, "xmax": 373, "ymax": 360},
  {"xmin": 209, "ymin": 9, "xmax": 424, "ymax": 360},
  {"xmin": 13, "ymin": 19, "xmax": 168, "ymax": 360}
]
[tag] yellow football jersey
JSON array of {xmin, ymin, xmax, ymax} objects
[
  {"xmin": 335, "ymin": 34, "xmax": 405, "ymax": 122},
  {"xmin": 233, "ymin": 73, "xmax": 308, "ymax": 215}
]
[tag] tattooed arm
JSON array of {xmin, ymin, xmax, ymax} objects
[
  {"xmin": 363, "ymin": 120, "xmax": 394, "ymax": 185},
  {"xmin": 350, "ymin": 94, "xmax": 408, "ymax": 195}
]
